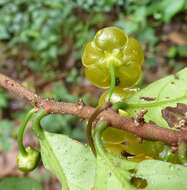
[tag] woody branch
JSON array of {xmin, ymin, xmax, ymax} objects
[{"xmin": 0, "ymin": 73, "xmax": 186, "ymax": 147}]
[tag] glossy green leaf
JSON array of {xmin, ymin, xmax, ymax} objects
[
  {"xmin": 126, "ymin": 67, "xmax": 187, "ymax": 128},
  {"xmin": 0, "ymin": 176, "xmax": 43, "ymax": 190},
  {"xmin": 39, "ymin": 131, "xmax": 96, "ymax": 190}
]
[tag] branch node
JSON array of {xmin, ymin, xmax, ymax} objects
[{"xmin": 134, "ymin": 109, "xmax": 148, "ymax": 127}]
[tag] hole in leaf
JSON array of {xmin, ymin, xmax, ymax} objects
[
  {"xmin": 128, "ymin": 169, "xmax": 137, "ymax": 174},
  {"xmin": 121, "ymin": 150, "xmax": 135, "ymax": 158},
  {"xmin": 115, "ymin": 77, "xmax": 120, "ymax": 86},
  {"xmin": 130, "ymin": 176, "xmax": 148, "ymax": 189}
]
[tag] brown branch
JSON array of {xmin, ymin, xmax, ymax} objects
[{"xmin": 0, "ymin": 73, "xmax": 187, "ymax": 146}]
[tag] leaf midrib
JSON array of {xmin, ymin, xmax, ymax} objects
[{"xmin": 127, "ymin": 94, "xmax": 187, "ymax": 109}]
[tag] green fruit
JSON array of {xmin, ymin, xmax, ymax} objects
[
  {"xmin": 82, "ymin": 26, "xmax": 144, "ymax": 88},
  {"xmin": 98, "ymin": 87, "xmax": 137, "ymax": 106},
  {"xmin": 98, "ymin": 87, "xmax": 138, "ymax": 117},
  {"xmin": 16, "ymin": 147, "xmax": 40, "ymax": 172},
  {"xmin": 94, "ymin": 26, "xmax": 128, "ymax": 51}
]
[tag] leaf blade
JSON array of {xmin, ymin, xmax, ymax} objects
[
  {"xmin": 126, "ymin": 68, "xmax": 187, "ymax": 128},
  {"xmin": 40, "ymin": 131, "xmax": 96, "ymax": 190}
]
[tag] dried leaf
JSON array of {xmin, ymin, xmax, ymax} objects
[{"xmin": 162, "ymin": 103, "xmax": 187, "ymax": 128}]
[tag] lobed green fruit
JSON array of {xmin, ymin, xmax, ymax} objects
[
  {"xmin": 82, "ymin": 26, "xmax": 144, "ymax": 88},
  {"xmin": 16, "ymin": 147, "xmax": 40, "ymax": 172}
]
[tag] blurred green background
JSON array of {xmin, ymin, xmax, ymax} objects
[{"xmin": 0, "ymin": 0, "xmax": 186, "ymax": 189}]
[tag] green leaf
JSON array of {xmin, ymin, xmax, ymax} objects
[
  {"xmin": 95, "ymin": 151, "xmax": 187, "ymax": 190},
  {"xmin": 161, "ymin": 0, "xmax": 186, "ymax": 22},
  {"xmin": 177, "ymin": 45, "xmax": 187, "ymax": 58},
  {"xmin": 133, "ymin": 160, "xmax": 187, "ymax": 190},
  {"xmin": 126, "ymin": 67, "xmax": 187, "ymax": 128},
  {"xmin": 0, "ymin": 176, "xmax": 43, "ymax": 190},
  {"xmin": 95, "ymin": 154, "xmax": 136, "ymax": 190},
  {"xmin": 39, "ymin": 130, "xmax": 137, "ymax": 190},
  {"xmin": 39, "ymin": 123, "xmax": 187, "ymax": 190},
  {"xmin": 0, "ymin": 26, "xmax": 9, "ymax": 39},
  {"xmin": 39, "ymin": 131, "xmax": 96, "ymax": 190},
  {"xmin": 95, "ymin": 128, "xmax": 187, "ymax": 190},
  {"xmin": 41, "ymin": 114, "xmax": 72, "ymax": 134},
  {"xmin": 0, "ymin": 90, "xmax": 8, "ymax": 108},
  {"xmin": 0, "ymin": 120, "xmax": 14, "ymax": 151},
  {"xmin": 50, "ymin": 83, "xmax": 78, "ymax": 102},
  {"xmin": 147, "ymin": 0, "xmax": 186, "ymax": 22}
]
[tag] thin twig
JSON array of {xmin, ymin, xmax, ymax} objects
[{"xmin": 0, "ymin": 73, "xmax": 187, "ymax": 146}]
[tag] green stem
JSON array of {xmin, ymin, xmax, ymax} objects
[
  {"xmin": 86, "ymin": 103, "xmax": 112, "ymax": 156},
  {"xmin": 17, "ymin": 108, "xmax": 36, "ymax": 156},
  {"xmin": 32, "ymin": 109, "xmax": 48, "ymax": 139},
  {"xmin": 108, "ymin": 62, "xmax": 116, "ymax": 102},
  {"xmin": 94, "ymin": 121, "xmax": 130, "ymax": 186},
  {"xmin": 87, "ymin": 108, "xmax": 105, "ymax": 156},
  {"xmin": 178, "ymin": 142, "xmax": 187, "ymax": 165},
  {"xmin": 94, "ymin": 121, "xmax": 108, "ymax": 156}
]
